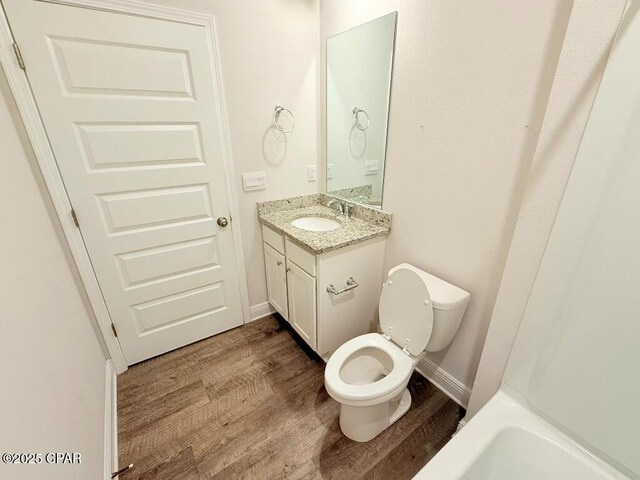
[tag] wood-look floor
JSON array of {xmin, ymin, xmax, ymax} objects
[{"xmin": 118, "ymin": 316, "xmax": 460, "ymax": 480}]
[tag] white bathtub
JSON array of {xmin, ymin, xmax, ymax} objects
[{"xmin": 412, "ymin": 390, "xmax": 630, "ymax": 480}]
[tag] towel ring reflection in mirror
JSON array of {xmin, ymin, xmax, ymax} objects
[
  {"xmin": 353, "ymin": 107, "xmax": 370, "ymax": 131},
  {"xmin": 273, "ymin": 105, "xmax": 295, "ymax": 134}
]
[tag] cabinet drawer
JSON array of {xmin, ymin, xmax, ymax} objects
[
  {"xmin": 285, "ymin": 238, "xmax": 316, "ymax": 276},
  {"xmin": 261, "ymin": 224, "xmax": 285, "ymax": 254}
]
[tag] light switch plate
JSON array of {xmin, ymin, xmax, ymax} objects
[
  {"xmin": 307, "ymin": 165, "xmax": 317, "ymax": 182},
  {"xmin": 327, "ymin": 163, "xmax": 334, "ymax": 179},
  {"xmin": 365, "ymin": 159, "xmax": 379, "ymax": 176},
  {"xmin": 242, "ymin": 171, "xmax": 266, "ymax": 191}
]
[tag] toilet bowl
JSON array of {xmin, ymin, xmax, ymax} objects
[{"xmin": 324, "ymin": 263, "xmax": 470, "ymax": 442}]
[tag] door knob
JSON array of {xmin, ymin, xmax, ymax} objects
[{"xmin": 217, "ymin": 217, "xmax": 229, "ymax": 227}]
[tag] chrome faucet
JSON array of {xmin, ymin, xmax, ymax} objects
[
  {"xmin": 326, "ymin": 198, "xmax": 344, "ymax": 215},
  {"xmin": 326, "ymin": 198, "xmax": 356, "ymax": 218}
]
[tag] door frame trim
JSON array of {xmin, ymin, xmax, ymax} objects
[{"xmin": 0, "ymin": 0, "xmax": 251, "ymax": 373}]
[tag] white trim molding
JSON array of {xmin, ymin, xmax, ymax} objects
[
  {"xmin": 0, "ymin": 0, "xmax": 251, "ymax": 371},
  {"xmin": 249, "ymin": 302, "xmax": 276, "ymax": 323},
  {"xmin": 416, "ymin": 357, "xmax": 472, "ymax": 408},
  {"xmin": 103, "ymin": 360, "xmax": 118, "ymax": 480}
]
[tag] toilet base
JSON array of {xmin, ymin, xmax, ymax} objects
[
  {"xmin": 339, "ymin": 388, "xmax": 412, "ymax": 442},
  {"xmin": 389, "ymin": 388, "xmax": 412, "ymax": 424}
]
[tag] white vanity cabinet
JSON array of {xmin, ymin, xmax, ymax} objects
[{"xmin": 261, "ymin": 224, "xmax": 386, "ymax": 359}]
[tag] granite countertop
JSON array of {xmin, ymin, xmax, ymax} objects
[{"xmin": 258, "ymin": 195, "xmax": 391, "ymax": 254}]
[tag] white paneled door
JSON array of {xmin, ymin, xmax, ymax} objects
[{"xmin": 4, "ymin": 0, "xmax": 245, "ymax": 364}]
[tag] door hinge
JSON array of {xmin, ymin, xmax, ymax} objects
[
  {"xmin": 12, "ymin": 43, "xmax": 25, "ymax": 70},
  {"xmin": 71, "ymin": 208, "xmax": 80, "ymax": 228},
  {"xmin": 111, "ymin": 323, "xmax": 118, "ymax": 338}
]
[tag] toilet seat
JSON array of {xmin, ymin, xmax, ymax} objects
[
  {"xmin": 325, "ymin": 333, "xmax": 414, "ymax": 406},
  {"xmin": 379, "ymin": 265, "xmax": 434, "ymax": 355}
]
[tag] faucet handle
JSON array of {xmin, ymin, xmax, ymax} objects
[{"xmin": 344, "ymin": 203, "xmax": 355, "ymax": 218}]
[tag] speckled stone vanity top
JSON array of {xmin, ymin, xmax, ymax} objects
[{"xmin": 257, "ymin": 193, "xmax": 392, "ymax": 254}]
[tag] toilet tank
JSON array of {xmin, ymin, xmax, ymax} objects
[{"xmin": 388, "ymin": 264, "xmax": 471, "ymax": 352}]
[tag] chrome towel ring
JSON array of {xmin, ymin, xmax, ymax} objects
[
  {"xmin": 273, "ymin": 105, "xmax": 295, "ymax": 134},
  {"xmin": 353, "ymin": 107, "xmax": 370, "ymax": 131}
]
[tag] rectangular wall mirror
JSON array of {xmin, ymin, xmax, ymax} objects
[{"xmin": 325, "ymin": 11, "xmax": 397, "ymax": 208}]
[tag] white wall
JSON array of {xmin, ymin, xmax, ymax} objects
[
  {"xmin": 144, "ymin": 0, "xmax": 320, "ymax": 309},
  {"xmin": 504, "ymin": 6, "xmax": 640, "ymax": 475},
  {"xmin": 0, "ymin": 69, "xmax": 107, "ymax": 479},
  {"xmin": 320, "ymin": 0, "xmax": 574, "ymax": 401},
  {"xmin": 467, "ymin": 0, "xmax": 627, "ymax": 418}
]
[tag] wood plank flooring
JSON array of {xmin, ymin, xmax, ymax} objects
[{"xmin": 118, "ymin": 316, "xmax": 460, "ymax": 480}]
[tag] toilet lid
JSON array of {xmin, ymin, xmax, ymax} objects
[{"xmin": 379, "ymin": 266, "xmax": 433, "ymax": 356}]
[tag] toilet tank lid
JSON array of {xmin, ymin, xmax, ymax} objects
[{"xmin": 388, "ymin": 264, "xmax": 470, "ymax": 311}]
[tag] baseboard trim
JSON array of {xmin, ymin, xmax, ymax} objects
[
  {"xmin": 248, "ymin": 302, "xmax": 276, "ymax": 323},
  {"xmin": 416, "ymin": 357, "xmax": 472, "ymax": 408},
  {"xmin": 104, "ymin": 360, "xmax": 118, "ymax": 480}
]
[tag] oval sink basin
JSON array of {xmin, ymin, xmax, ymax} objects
[{"xmin": 291, "ymin": 216, "xmax": 342, "ymax": 232}]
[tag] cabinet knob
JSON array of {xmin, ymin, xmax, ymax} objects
[{"xmin": 277, "ymin": 261, "xmax": 283, "ymax": 266}]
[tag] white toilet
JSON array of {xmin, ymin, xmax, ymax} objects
[{"xmin": 324, "ymin": 263, "xmax": 470, "ymax": 442}]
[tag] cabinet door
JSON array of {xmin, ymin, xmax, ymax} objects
[
  {"xmin": 286, "ymin": 260, "xmax": 317, "ymax": 350},
  {"xmin": 264, "ymin": 243, "xmax": 288, "ymax": 320}
]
